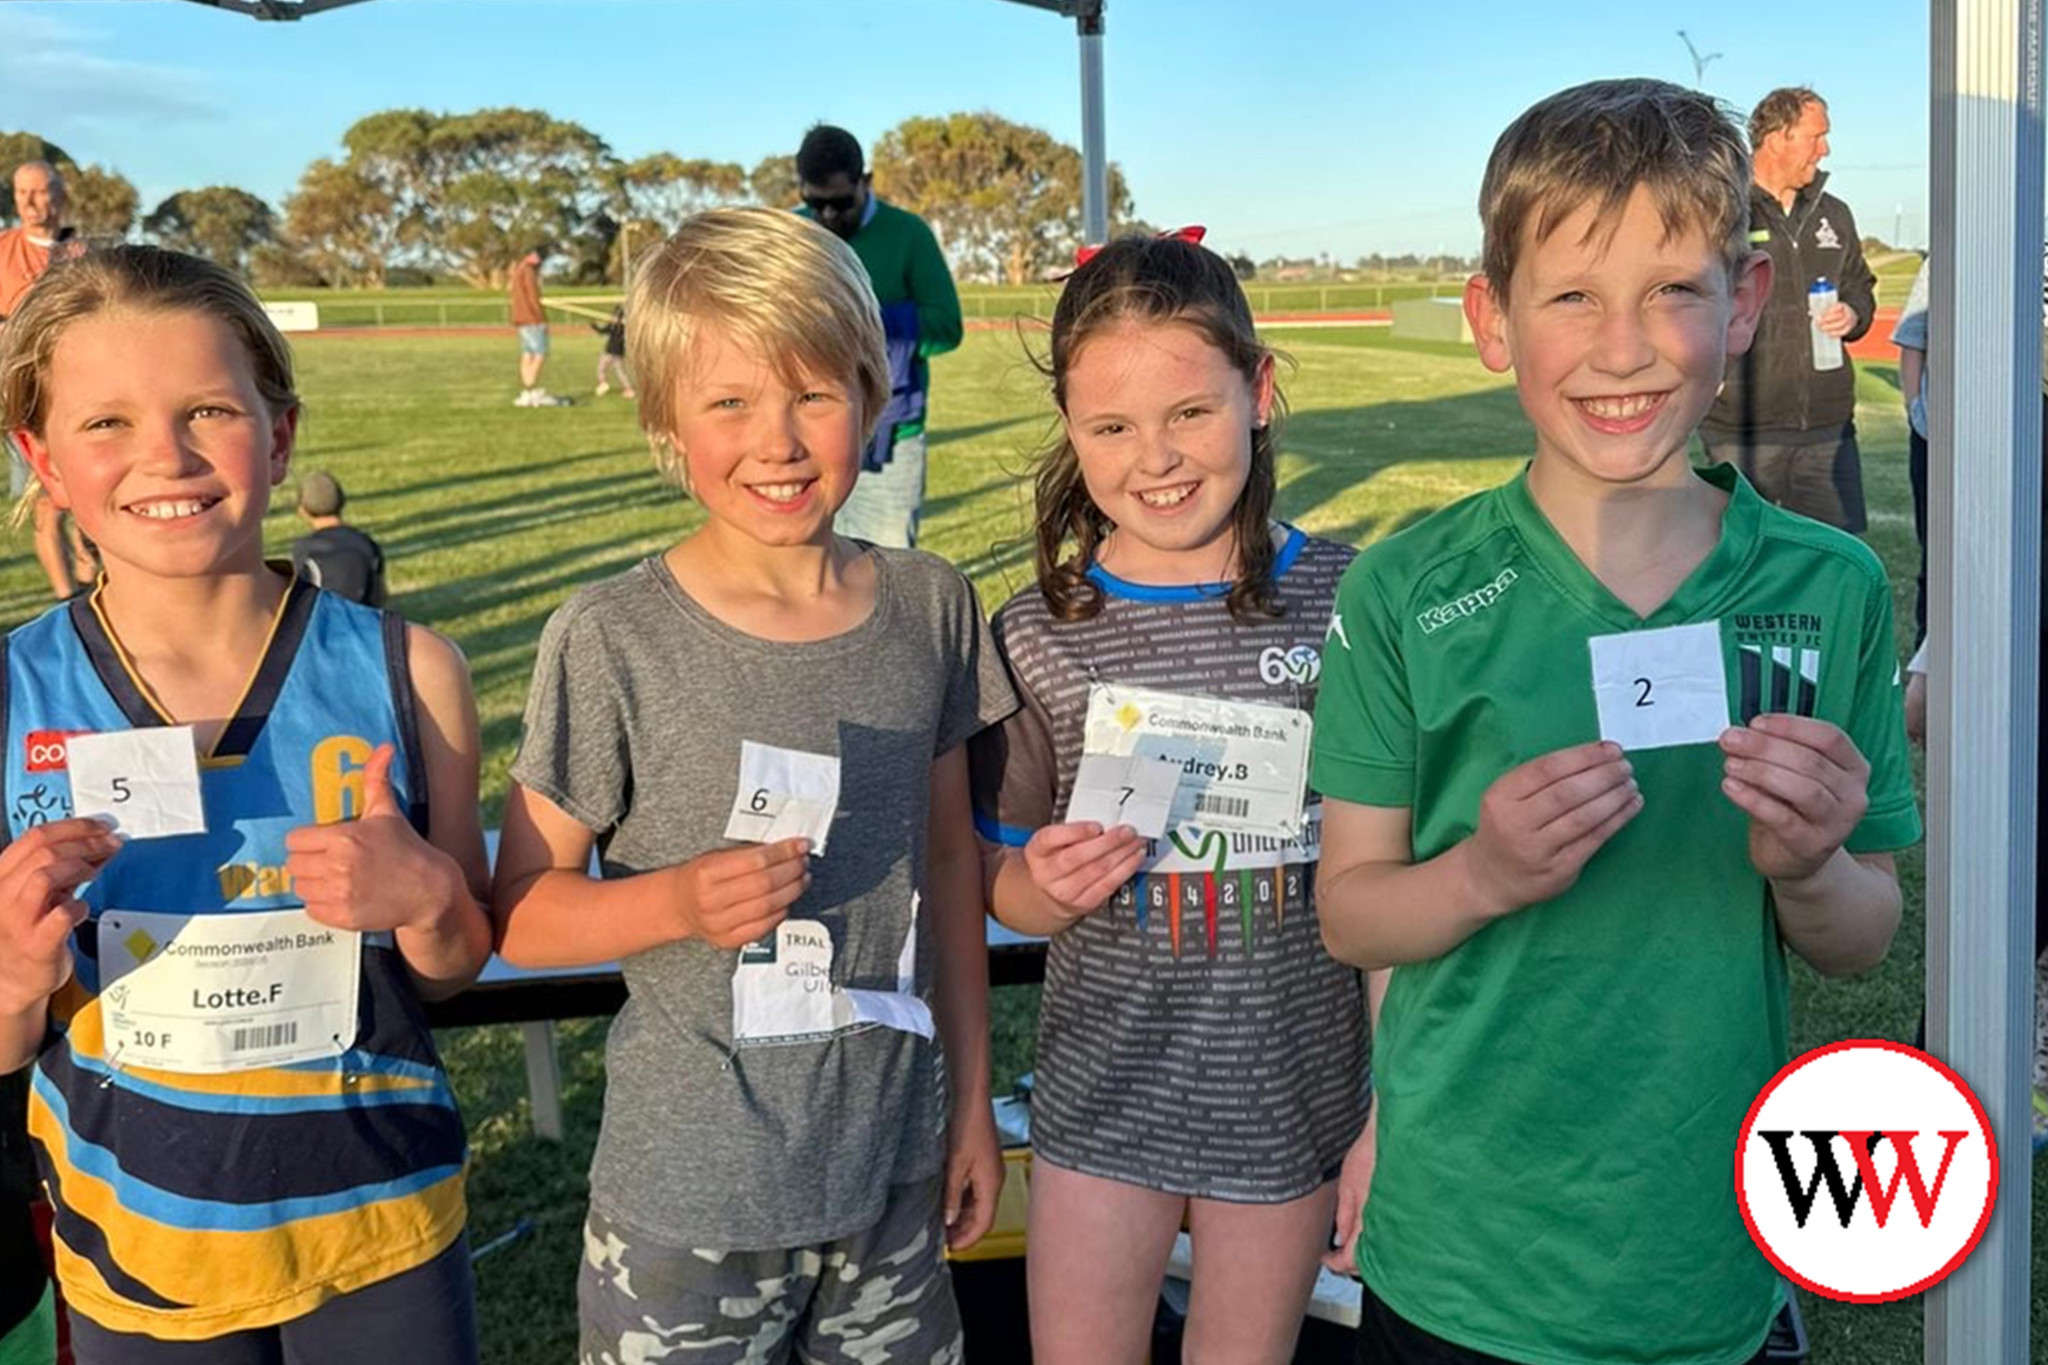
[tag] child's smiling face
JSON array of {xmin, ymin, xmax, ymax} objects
[
  {"xmin": 1466, "ymin": 184, "xmax": 1769, "ymax": 490},
  {"xmin": 18, "ymin": 308, "xmax": 294, "ymax": 584},
  {"xmin": 666, "ymin": 320, "xmax": 864, "ymax": 549},
  {"xmin": 1061, "ymin": 318, "xmax": 1274, "ymax": 580}
]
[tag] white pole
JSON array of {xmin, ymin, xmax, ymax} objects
[
  {"xmin": 1078, "ymin": 4, "xmax": 1108, "ymax": 244},
  {"xmin": 1924, "ymin": 0, "xmax": 2041, "ymax": 1360}
]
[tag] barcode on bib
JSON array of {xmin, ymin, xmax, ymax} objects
[
  {"xmin": 1192, "ymin": 793, "xmax": 1250, "ymax": 819},
  {"xmin": 232, "ymin": 1022, "xmax": 297, "ymax": 1052}
]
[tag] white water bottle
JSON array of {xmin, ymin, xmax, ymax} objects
[{"xmin": 1808, "ymin": 279, "xmax": 1844, "ymax": 371}]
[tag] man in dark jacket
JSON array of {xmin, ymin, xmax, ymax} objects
[{"xmin": 1701, "ymin": 87, "xmax": 1875, "ymax": 532}]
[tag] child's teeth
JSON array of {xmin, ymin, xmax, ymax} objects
[
  {"xmin": 755, "ymin": 482, "xmax": 806, "ymax": 503},
  {"xmin": 1138, "ymin": 485, "xmax": 1195, "ymax": 507},
  {"xmin": 134, "ymin": 500, "xmax": 209, "ymax": 519},
  {"xmin": 1583, "ymin": 395, "xmax": 1655, "ymax": 418}
]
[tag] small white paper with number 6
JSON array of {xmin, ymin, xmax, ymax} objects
[
  {"xmin": 1587, "ymin": 621, "xmax": 1730, "ymax": 751},
  {"xmin": 67, "ymin": 726, "xmax": 206, "ymax": 839},
  {"xmin": 1064, "ymin": 753, "xmax": 1182, "ymax": 840},
  {"xmin": 723, "ymin": 741, "xmax": 840, "ymax": 855}
]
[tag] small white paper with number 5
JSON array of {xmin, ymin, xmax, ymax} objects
[
  {"xmin": 67, "ymin": 726, "xmax": 206, "ymax": 839},
  {"xmin": 723, "ymin": 741, "xmax": 840, "ymax": 855},
  {"xmin": 1064, "ymin": 753, "xmax": 1182, "ymax": 840},
  {"xmin": 1587, "ymin": 621, "xmax": 1730, "ymax": 752}
]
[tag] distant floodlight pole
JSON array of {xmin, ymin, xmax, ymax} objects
[{"xmin": 999, "ymin": 0, "xmax": 1109, "ymax": 245}]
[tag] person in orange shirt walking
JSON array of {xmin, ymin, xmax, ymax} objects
[{"xmin": 0, "ymin": 160, "xmax": 95, "ymax": 600}]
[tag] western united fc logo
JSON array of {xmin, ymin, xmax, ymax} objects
[{"xmin": 1731, "ymin": 613, "xmax": 1825, "ymax": 722}]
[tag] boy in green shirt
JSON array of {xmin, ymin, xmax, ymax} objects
[{"xmin": 1312, "ymin": 79, "xmax": 1919, "ymax": 1365}]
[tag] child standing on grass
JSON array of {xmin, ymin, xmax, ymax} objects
[
  {"xmin": 1311, "ymin": 80, "xmax": 1920, "ymax": 1364},
  {"xmin": 490, "ymin": 206, "xmax": 1016, "ymax": 1364},
  {"xmin": 968, "ymin": 232, "xmax": 1370, "ymax": 1365},
  {"xmin": 0, "ymin": 245, "xmax": 492, "ymax": 1364},
  {"xmin": 590, "ymin": 305, "xmax": 634, "ymax": 399}
]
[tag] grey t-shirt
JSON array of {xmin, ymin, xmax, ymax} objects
[{"xmin": 510, "ymin": 548, "xmax": 1017, "ymax": 1249}]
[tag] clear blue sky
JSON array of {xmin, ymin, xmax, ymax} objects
[{"xmin": 5, "ymin": 0, "xmax": 1934, "ymax": 261}]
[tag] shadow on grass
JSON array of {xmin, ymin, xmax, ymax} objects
[
  {"xmin": 382, "ymin": 471, "xmax": 675, "ymax": 561},
  {"xmin": 363, "ymin": 446, "xmax": 640, "ymax": 508},
  {"xmin": 438, "ymin": 1019, "xmax": 606, "ymax": 1365}
]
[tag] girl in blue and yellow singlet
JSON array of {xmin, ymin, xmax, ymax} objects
[{"xmin": 0, "ymin": 246, "xmax": 492, "ymax": 1365}]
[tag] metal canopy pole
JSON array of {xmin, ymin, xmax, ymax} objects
[
  {"xmin": 1076, "ymin": 5, "xmax": 1108, "ymax": 244},
  {"xmin": 1924, "ymin": 0, "xmax": 2041, "ymax": 1359},
  {"xmin": 176, "ymin": 0, "xmax": 376, "ymax": 17},
  {"xmin": 998, "ymin": 0, "xmax": 1109, "ymax": 245}
]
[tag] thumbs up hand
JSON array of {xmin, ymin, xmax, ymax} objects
[{"xmin": 286, "ymin": 744, "xmax": 463, "ymax": 934}]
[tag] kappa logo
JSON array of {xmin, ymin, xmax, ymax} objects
[
  {"xmin": 25, "ymin": 729, "xmax": 92, "ymax": 773},
  {"xmin": 1814, "ymin": 217, "xmax": 1842, "ymax": 250},
  {"xmin": 1737, "ymin": 1040, "xmax": 1997, "ymax": 1303},
  {"xmin": 1417, "ymin": 568, "xmax": 1518, "ymax": 635},
  {"xmin": 1259, "ymin": 644, "xmax": 1322, "ymax": 686}
]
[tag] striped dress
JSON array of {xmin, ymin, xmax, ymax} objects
[{"xmin": 970, "ymin": 527, "xmax": 1369, "ymax": 1201}]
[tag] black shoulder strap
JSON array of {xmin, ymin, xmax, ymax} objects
[{"xmin": 380, "ymin": 611, "xmax": 431, "ymax": 837}]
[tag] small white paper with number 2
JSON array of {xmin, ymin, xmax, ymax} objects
[
  {"xmin": 68, "ymin": 726, "xmax": 206, "ymax": 839},
  {"xmin": 723, "ymin": 741, "xmax": 840, "ymax": 854},
  {"xmin": 1587, "ymin": 621, "xmax": 1730, "ymax": 751}
]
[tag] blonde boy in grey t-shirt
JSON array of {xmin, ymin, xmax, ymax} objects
[{"xmin": 491, "ymin": 208, "xmax": 1017, "ymax": 1365}]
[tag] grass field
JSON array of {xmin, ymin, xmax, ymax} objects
[{"xmin": 1, "ymin": 312, "xmax": 2033, "ymax": 1363}]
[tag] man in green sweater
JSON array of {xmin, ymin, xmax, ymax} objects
[{"xmin": 796, "ymin": 124, "xmax": 962, "ymax": 548}]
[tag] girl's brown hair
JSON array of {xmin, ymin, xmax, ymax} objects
[{"xmin": 1034, "ymin": 234, "xmax": 1285, "ymax": 623}]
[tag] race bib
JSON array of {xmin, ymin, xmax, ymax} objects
[
  {"xmin": 1076, "ymin": 684, "xmax": 1312, "ymax": 838},
  {"xmin": 96, "ymin": 909, "xmax": 360, "ymax": 1073},
  {"xmin": 732, "ymin": 894, "xmax": 931, "ymax": 1045}
]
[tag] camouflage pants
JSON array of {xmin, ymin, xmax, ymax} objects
[{"xmin": 578, "ymin": 1178, "xmax": 963, "ymax": 1365}]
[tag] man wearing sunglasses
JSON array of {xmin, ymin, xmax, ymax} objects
[{"xmin": 795, "ymin": 124, "xmax": 962, "ymax": 548}]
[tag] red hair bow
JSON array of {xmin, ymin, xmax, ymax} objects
[{"xmin": 1074, "ymin": 225, "xmax": 1207, "ymax": 268}]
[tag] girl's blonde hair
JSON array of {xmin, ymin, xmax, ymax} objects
[
  {"xmin": 0, "ymin": 244, "xmax": 298, "ymax": 440},
  {"xmin": 1034, "ymin": 234, "xmax": 1286, "ymax": 624},
  {"xmin": 627, "ymin": 207, "xmax": 889, "ymax": 485},
  {"xmin": 0, "ymin": 245, "xmax": 298, "ymax": 526}
]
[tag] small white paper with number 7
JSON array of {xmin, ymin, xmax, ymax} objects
[
  {"xmin": 1063, "ymin": 753, "xmax": 1183, "ymax": 840},
  {"xmin": 1587, "ymin": 621, "xmax": 1730, "ymax": 751},
  {"xmin": 67, "ymin": 726, "xmax": 206, "ymax": 839},
  {"xmin": 723, "ymin": 741, "xmax": 840, "ymax": 854}
]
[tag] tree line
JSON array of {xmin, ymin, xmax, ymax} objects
[{"xmin": 2, "ymin": 109, "xmax": 1136, "ymax": 290}]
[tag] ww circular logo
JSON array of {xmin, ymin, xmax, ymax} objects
[{"xmin": 1735, "ymin": 1039, "xmax": 1998, "ymax": 1303}]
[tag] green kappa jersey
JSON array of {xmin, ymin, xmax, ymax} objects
[{"xmin": 1311, "ymin": 461, "xmax": 1920, "ymax": 1365}]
